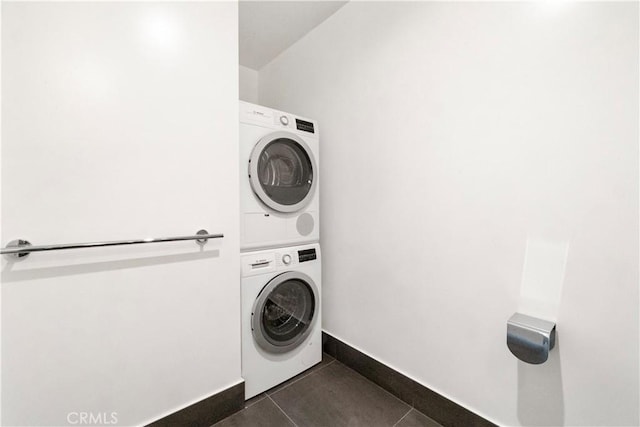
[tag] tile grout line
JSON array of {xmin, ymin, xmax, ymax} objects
[
  {"xmin": 392, "ymin": 408, "xmax": 414, "ymax": 427},
  {"xmin": 333, "ymin": 358, "xmax": 412, "ymax": 412},
  {"xmin": 267, "ymin": 394, "xmax": 299, "ymax": 427},
  {"xmin": 244, "ymin": 393, "xmax": 266, "ymax": 409},
  {"xmin": 268, "ymin": 359, "xmax": 336, "ymax": 397}
]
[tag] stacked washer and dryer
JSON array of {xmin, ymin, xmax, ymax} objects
[{"xmin": 239, "ymin": 101, "xmax": 322, "ymax": 399}]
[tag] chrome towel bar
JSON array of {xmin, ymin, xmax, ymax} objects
[{"xmin": 1, "ymin": 229, "xmax": 222, "ymax": 261}]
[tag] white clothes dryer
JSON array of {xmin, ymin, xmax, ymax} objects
[
  {"xmin": 241, "ymin": 243, "xmax": 322, "ymax": 399},
  {"xmin": 240, "ymin": 101, "xmax": 319, "ymax": 251}
]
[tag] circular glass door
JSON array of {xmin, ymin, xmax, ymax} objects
[
  {"xmin": 249, "ymin": 131, "xmax": 317, "ymax": 213},
  {"xmin": 252, "ymin": 271, "xmax": 319, "ymax": 354}
]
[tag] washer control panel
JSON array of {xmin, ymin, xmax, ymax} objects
[
  {"xmin": 274, "ymin": 247, "xmax": 317, "ymax": 266},
  {"xmin": 241, "ymin": 244, "xmax": 320, "ymax": 277},
  {"xmin": 298, "ymin": 248, "xmax": 317, "ymax": 263},
  {"xmin": 241, "ymin": 253, "xmax": 276, "ymax": 277}
]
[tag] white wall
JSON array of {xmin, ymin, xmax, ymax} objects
[
  {"xmin": 1, "ymin": 3, "xmax": 240, "ymax": 426},
  {"xmin": 259, "ymin": 2, "xmax": 639, "ymax": 426},
  {"xmin": 239, "ymin": 65, "xmax": 259, "ymax": 104}
]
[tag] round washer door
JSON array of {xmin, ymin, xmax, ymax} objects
[
  {"xmin": 252, "ymin": 271, "xmax": 319, "ymax": 354},
  {"xmin": 249, "ymin": 131, "xmax": 317, "ymax": 213}
]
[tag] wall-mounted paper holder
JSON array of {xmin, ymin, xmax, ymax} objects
[{"xmin": 507, "ymin": 313, "xmax": 556, "ymax": 364}]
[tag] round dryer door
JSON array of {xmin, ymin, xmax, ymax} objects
[
  {"xmin": 252, "ymin": 271, "xmax": 319, "ymax": 354},
  {"xmin": 249, "ymin": 131, "xmax": 317, "ymax": 213}
]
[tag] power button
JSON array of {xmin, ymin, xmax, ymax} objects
[
  {"xmin": 282, "ymin": 254, "xmax": 292, "ymax": 265},
  {"xmin": 279, "ymin": 115, "xmax": 289, "ymax": 126}
]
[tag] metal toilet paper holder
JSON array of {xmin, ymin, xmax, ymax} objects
[{"xmin": 507, "ymin": 313, "xmax": 556, "ymax": 364}]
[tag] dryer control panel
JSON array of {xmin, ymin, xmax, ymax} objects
[
  {"xmin": 295, "ymin": 119, "xmax": 315, "ymax": 134},
  {"xmin": 240, "ymin": 101, "xmax": 319, "ymax": 139}
]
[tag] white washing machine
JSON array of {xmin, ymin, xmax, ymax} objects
[
  {"xmin": 241, "ymin": 243, "xmax": 322, "ymax": 399},
  {"xmin": 240, "ymin": 101, "xmax": 319, "ymax": 251}
]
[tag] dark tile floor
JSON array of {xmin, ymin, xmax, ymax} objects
[{"xmin": 213, "ymin": 354, "xmax": 442, "ymax": 427}]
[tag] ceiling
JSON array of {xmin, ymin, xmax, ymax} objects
[{"xmin": 239, "ymin": 1, "xmax": 348, "ymax": 70}]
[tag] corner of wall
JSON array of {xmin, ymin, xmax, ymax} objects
[{"xmin": 239, "ymin": 65, "xmax": 259, "ymax": 104}]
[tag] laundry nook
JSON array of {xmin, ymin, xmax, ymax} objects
[{"xmin": 1, "ymin": 2, "xmax": 638, "ymax": 427}]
